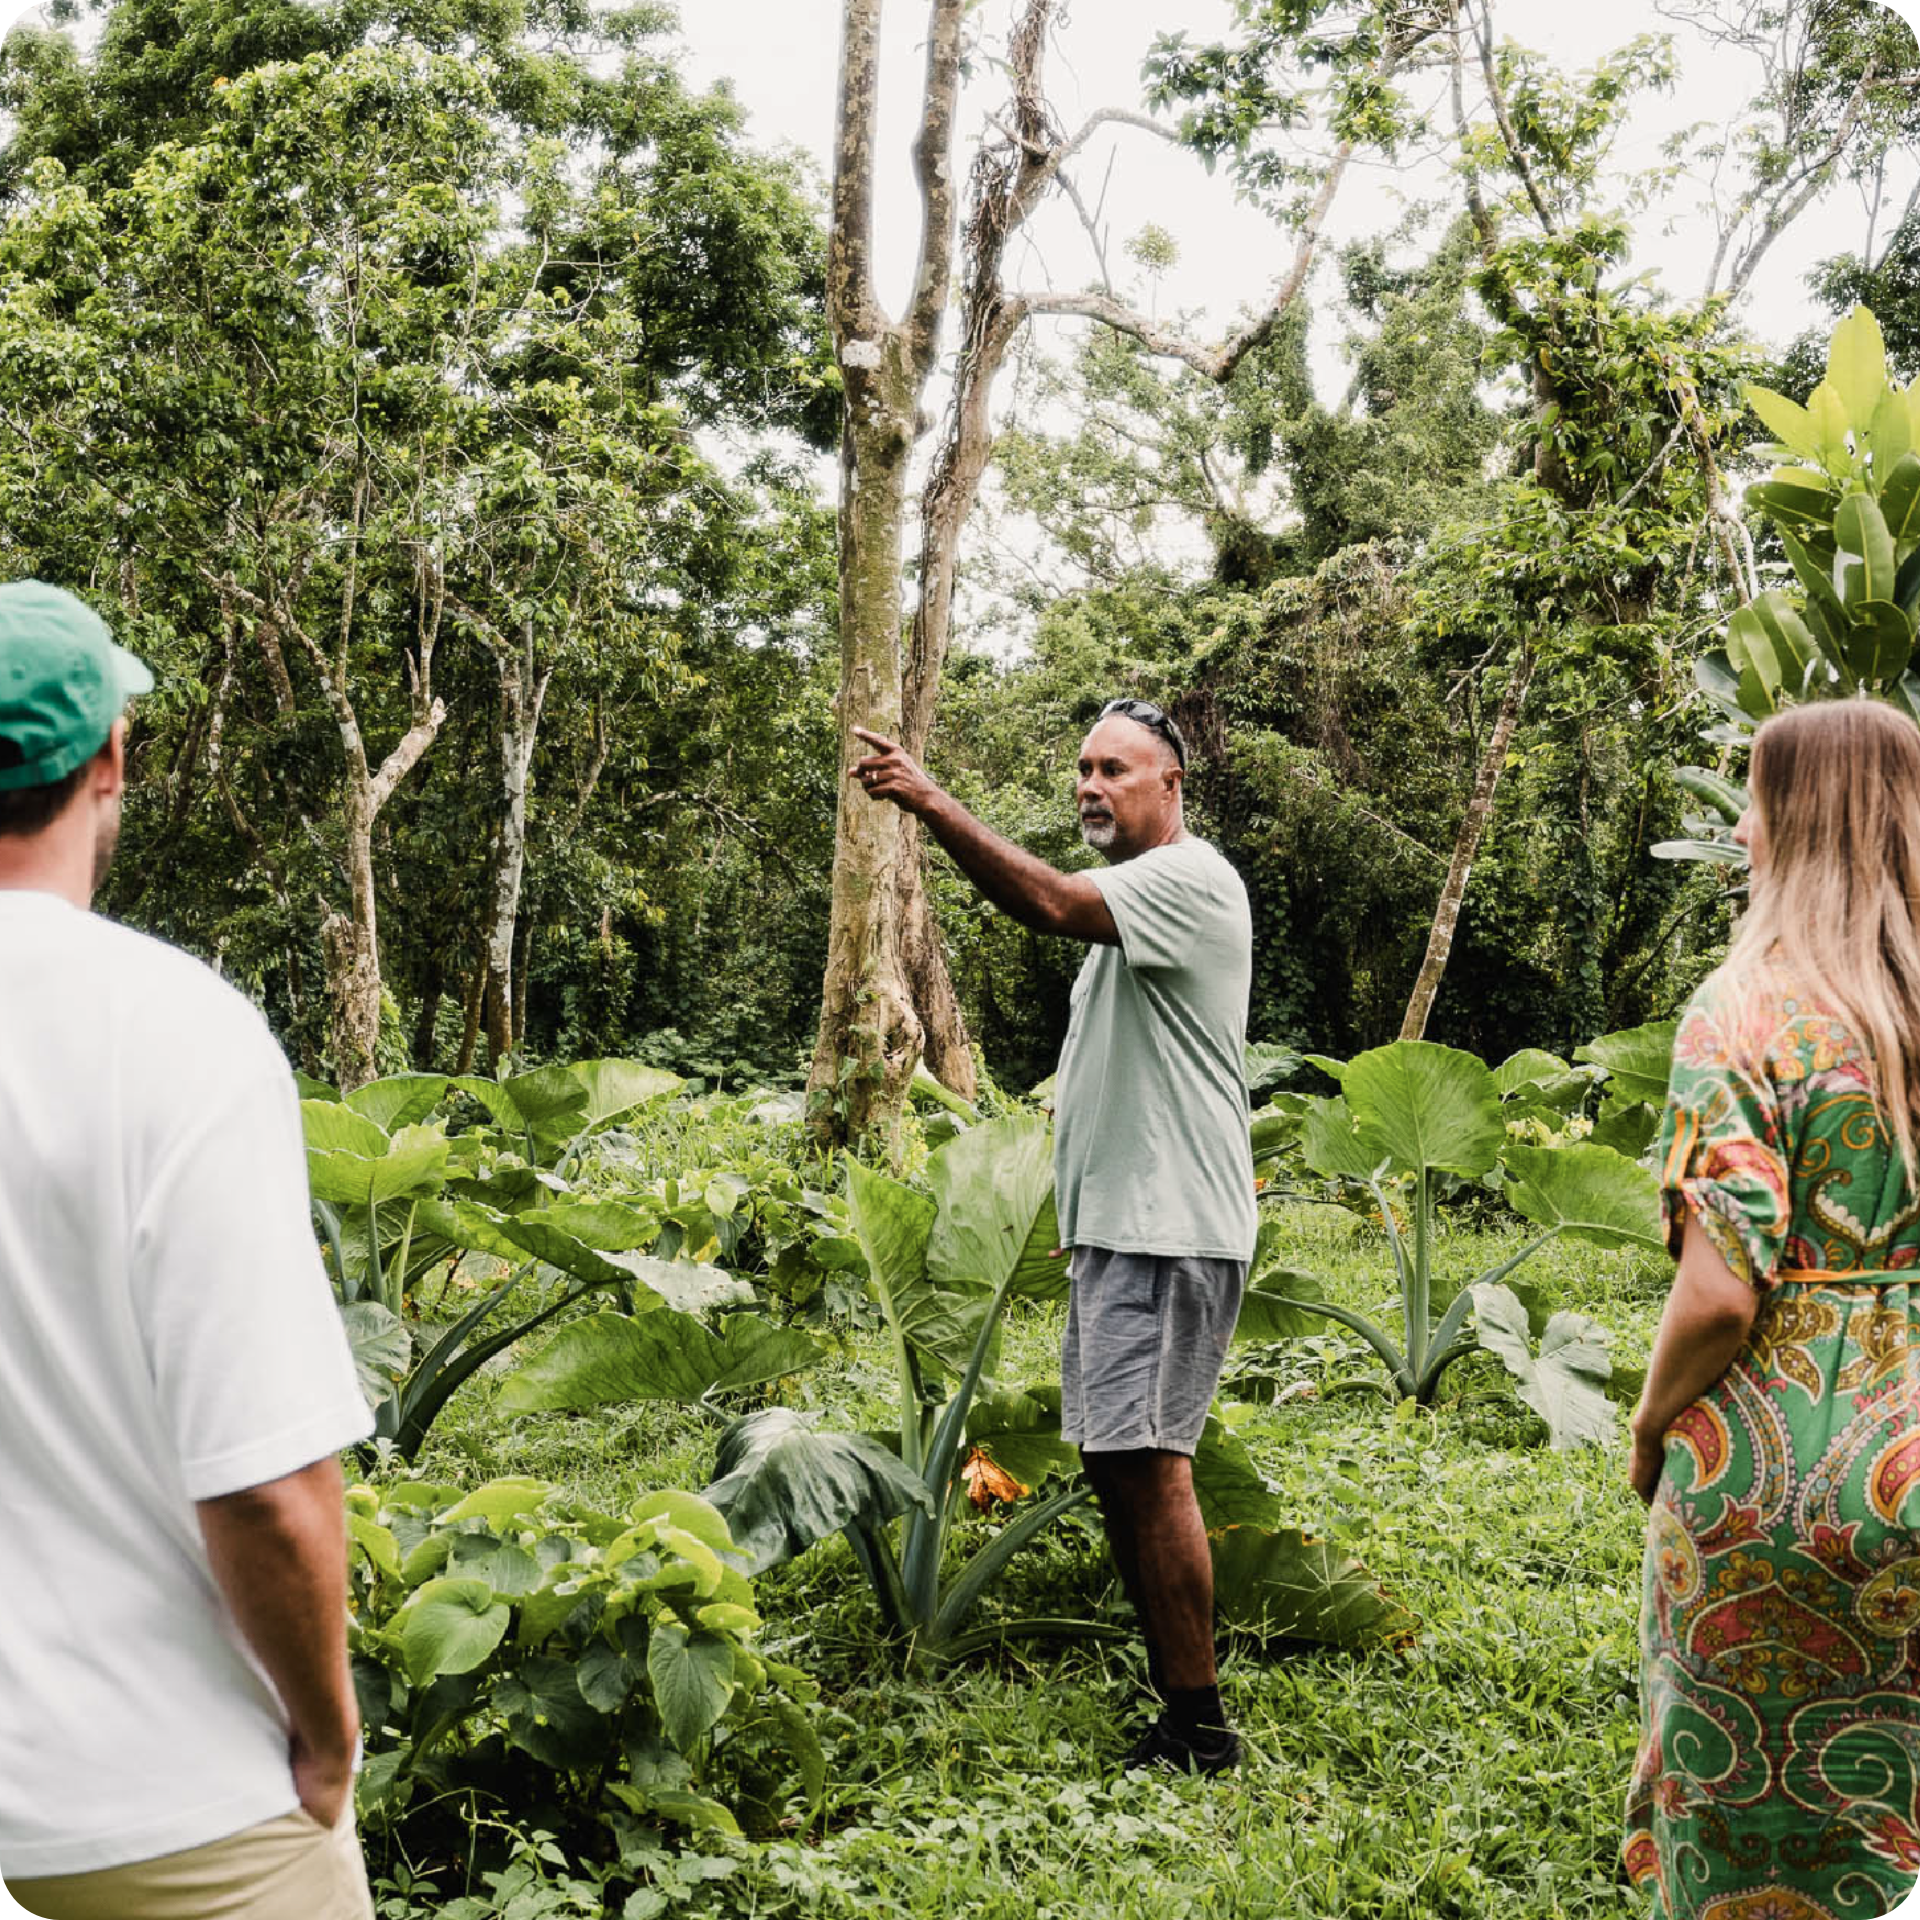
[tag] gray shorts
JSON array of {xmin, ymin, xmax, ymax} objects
[{"xmin": 1059, "ymin": 1246, "xmax": 1247, "ymax": 1456}]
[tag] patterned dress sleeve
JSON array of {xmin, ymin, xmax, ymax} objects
[{"xmin": 1656, "ymin": 973, "xmax": 1792, "ymax": 1290}]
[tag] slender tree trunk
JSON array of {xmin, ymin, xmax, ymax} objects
[
  {"xmin": 807, "ymin": 0, "xmax": 965, "ymax": 1147},
  {"xmin": 1399, "ymin": 651, "xmax": 1533, "ymax": 1040},
  {"xmin": 456, "ymin": 958, "xmax": 486, "ymax": 1075},
  {"xmin": 479, "ymin": 619, "xmax": 550, "ymax": 1072}
]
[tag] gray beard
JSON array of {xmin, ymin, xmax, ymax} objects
[{"xmin": 1079, "ymin": 815, "xmax": 1116, "ymax": 852}]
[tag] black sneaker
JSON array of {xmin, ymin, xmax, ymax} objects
[{"xmin": 1122, "ymin": 1711, "xmax": 1243, "ymax": 1776}]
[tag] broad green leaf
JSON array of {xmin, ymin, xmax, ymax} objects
[
  {"xmin": 340, "ymin": 1300, "xmax": 410, "ymax": 1409},
  {"xmin": 346, "ymin": 1074, "xmax": 450, "ymax": 1133},
  {"xmin": 1743, "ymin": 383, "xmax": 1821, "ymax": 460},
  {"xmin": 438, "ymin": 1478, "xmax": 553, "ymax": 1527},
  {"xmin": 1668, "ymin": 770, "xmax": 1745, "ymax": 826},
  {"xmin": 412, "ymin": 1200, "xmax": 644, "ymax": 1292},
  {"xmin": 1746, "ymin": 593, "xmax": 1819, "ymax": 698},
  {"xmin": 447, "ymin": 1536, "xmax": 544, "ymax": 1597},
  {"xmin": 1249, "ymin": 1099, "xmax": 1305, "ymax": 1168},
  {"xmin": 926, "ymin": 1113, "xmax": 1067, "ymax": 1301},
  {"xmin": 294, "ymin": 1072, "xmax": 341, "ymax": 1103},
  {"xmin": 608, "ymin": 1254, "xmax": 756, "ymax": 1314},
  {"xmin": 1211, "ymin": 1526, "xmax": 1418, "ymax": 1646},
  {"xmin": 612, "ymin": 1784, "xmax": 740, "ymax": 1836},
  {"xmin": 347, "ymin": 1512, "xmax": 402, "ymax": 1581},
  {"xmin": 499, "ymin": 1310, "xmax": 826, "ymax": 1413},
  {"xmin": 965, "ymin": 1384, "xmax": 1078, "ymax": 1491},
  {"xmin": 1725, "ymin": 600, "xmax": 1778, "ymax": 690},
  {"xmin": 1809, "ymin": 382, "xmax": 1851, "ymax": 462},
  {"xmin": 1232, "ymin": 1267, "xmax": 1330, "ymax": 1342},
  {"xmin": 1574, "ymin": 1021, "xmax": 1677, "ymax": 1105},
  {"xmin": 396, "ymin": 1577, "xmax": 511, "ymax": 1685},
  {"xmin": 1650, "ymin": 835, "xmax": 1749, "ymax": 867},
  {"xmin": 845, "ymin": 1160, "xmax": 984, "ymax": 1375},
  {"xmin": 1468, "ymin": 1283, "xmax": 1614, "ymax": 1449},
  {"xmin": 1343, "ymin": 1041, "xmax": 1502, "ymax": 1179},
  {"xmin": 307, "ymin": 1124, "xmax": 451, "ymax": 1209},
  {"xmin": 1300, "ymin": 1095, "xmax": 1381, "ymax": 1181},
  {"xmin": 1191, "ymin": 1413, "xmax": 1282, "ymax": 1530},
  {"xmin": 569, "ymin": 1059, "xmax": 682, "ymax": 1126},
  {"xmin": 629, "ymin": 1490, "xmax": 738, "ymax": 1561},
  {"xmin": 535, "ymin": 1201, "xmax": 661, "ymax": 1251},
  {"xmin": 1878, "ymin": 449, "xmax": 1920, "ymax": 533},
  {"xmin": 1589, "ymin": 1101, "xmax": 1662, "ymax": 1158},
  {"xmin": 495, "ymin": 1655, "xmax": 608, "ymax": 1769},
  {"xmin": 1828, "ymin": 307, "xmax": 1888, "ymax": 434},
  {"xmin": 702, "ymin": 1407, "xmax": 934, "ymax": 1572},
  {"xmin": 1845, "ymin": 602, "xmax": 1916, "ymax": 689},
  {"xmin": 302, "ymin": 1100, "xmax": 390, "ymax": 1158},
  {"xmin": 1494, "ymin": 1048, "xmax": 1574, "ymax": 1097},
  {"xmin": 1750, "ymin": 479, "xmax": 1843, "ymax": 534},
  {"xmin": 1245, "ymin": 1041, "xmax": 1305, "ymax": 1095},
  {"xmin": 1500, "ymin": 1143, "xmax": 1662, "ymax": 1250},
  {"xmin": 446, "ymin": 1075, "xmax": 528, "ymax": 1136},
  {"xmin": 1898, "ymin": 548, "xmax": 1920, "ymax": 618},
  {"xmin": 1838, "ymin": 493, "xmax": 1897, "ymax": 603}
]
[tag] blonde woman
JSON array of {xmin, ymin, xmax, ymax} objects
[{"xmin": 1625, "ymin": 699, "xmax": 1920, "ymax": 1919}]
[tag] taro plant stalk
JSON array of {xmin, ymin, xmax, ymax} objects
[{"xmin": 1279, "ymin": 1040, "xmax": 1663, "ymax": 1441}]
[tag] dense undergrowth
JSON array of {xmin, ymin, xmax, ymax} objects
[{"xmin": 367, "ymin": 1191, "xmax": 1665, "ymax": 1920}]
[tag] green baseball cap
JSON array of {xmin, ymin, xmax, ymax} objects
[{"xmin": 0, "ymin": 581, "xmax": 154, "ymax": 794}]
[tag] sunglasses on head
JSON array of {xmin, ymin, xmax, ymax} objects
[{"xmin": 1099, "ymin": 697, "xmax": 1188, "ymax": 769}]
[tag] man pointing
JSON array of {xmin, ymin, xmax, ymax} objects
[{"xmin": 854, "ymin": 698, "xmax": 1256, "ymax": 1773}]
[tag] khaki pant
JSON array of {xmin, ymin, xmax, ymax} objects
[{"xmin": 4, "ymin": 1805, "xmax": 373, "ymax": 1920}]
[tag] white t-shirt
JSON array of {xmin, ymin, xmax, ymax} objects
[{"xmin": 0, "ymin": 891, "xmax": 372, "ymax": 1879}]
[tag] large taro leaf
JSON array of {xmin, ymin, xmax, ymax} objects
[
  {"xmin": 702, "ymin": 1407, "xmax": 934, "ymax": 1573},
  {"xmin": 411, "ymin": 1197, "xmax": 647, "ymax": 1294},
  {"xmin": 340, "ymin": 1300, "xmax": 411, "ymax": 1410},
  {"xmin": 846, "ymin": 1160, "xmax": 985, "ymax": 1377},
  {"xmin": 396, "ymin": 1577, "xmax": 511, "ymax": 1685},
  {"xmin": 1211, "ymin": 1527, "xmax": 1417, "ymax": 1647},
  {"xmin": 605, "ymin": 1255, "xmax": 755, "ymax": 1315},
  {"xmin": 1468, "ymin": 1282, "xmax": 1615, "ymax": 1449},
  {"xmin": 535, "ymin": 1201, "xmax": 661, "ymax": 1252},
  {"xmin": 926, "ymin": 1113, "xmax": 1068, "ymax": 1302},
  {"xmin": 303, "ymin": 1099, "xmax": 390, "ymax": 1159},
  {"xmin": 1575, "ymin": 1021, "xmax": 1677, "ymax": 1106},
  {"xmin": 1502, "ymin": 1143, "xmax": 1662, "ymax": 1251},
  {"xmin": 569, "ymin": 1059, "xmax": 683, "ymax": 1129},
  {"xmin": 1343, "ymin": 1041, "xmax": 1503, "ymax": 1180},
  {"xmin": 306, "ymin": 1117, "xmax": 452, "ymax": 1209},
  {"xmin": 1300, "ymin": 1095, "xmax": 1382, "ymax": 1182},
  {"xmin": 648, "ymin": 1621, "xmax": 736, "ymax": 1753},
  {"xmin": 1233, "ymin": 1218, "xmax": 1328, "ymax": 1342},
  {"xmin": 345, "ymin": 1074, "xmax": 451, "ymax": 1134},
  {"xmin": 1190, "ymin": 1414, "xmax": 1282, "ymax": 1531},
  {"xmin": 498, "ymin": 1311, "xmax": 826, "ymax": 1414},
  {"xmin": 964, "ymin": 1385, "xmax": 1078, "ymax": 1492}
]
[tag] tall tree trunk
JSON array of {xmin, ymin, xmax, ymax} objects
[
  {"xmin": 1398, "ymin": 650, "xmax": 1533, "ymax": 1041},
  {"xmin": 477, "ymin": 616, "xmax": 550, "ymax": 1072},
  {"xmin": 806, "ymin": 0, "xmax": 965, "ymax": 1148}
]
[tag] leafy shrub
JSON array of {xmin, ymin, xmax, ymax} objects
[{"xmin": 346, "ymin": 1476, "xmax": 824, "ymax": 1902}]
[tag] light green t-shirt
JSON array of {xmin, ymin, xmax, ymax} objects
[{"xmin": 1053, "ymin": 835, "xmax": 1257, "ymax": 1261}]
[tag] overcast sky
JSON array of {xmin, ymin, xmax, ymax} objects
[{"xmin": 673, "ymin": 0, "xmax": 1920, "ymax": 382}]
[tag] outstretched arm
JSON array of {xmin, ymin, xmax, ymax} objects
[{"xmin": 852, "ymin": 728, "xmax": 1117, "ymax": 944}]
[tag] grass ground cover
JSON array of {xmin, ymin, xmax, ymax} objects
[{"xmin": 374, "ymin": 1197, "xmax": 1670, "ymax": 1919}]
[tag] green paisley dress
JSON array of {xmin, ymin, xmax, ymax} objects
[{"xmin": 1625, "ymin": 958, "xmax": 1920, "ymax": 1920}]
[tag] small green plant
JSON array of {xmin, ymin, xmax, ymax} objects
[
  {"xmin": 1269, "ymin": 1039, "xmax": 1662, "ymax": 1441},
  {"xmin": 347, "ymin": 1475, "xmax": 824, "ymax": 1889}
]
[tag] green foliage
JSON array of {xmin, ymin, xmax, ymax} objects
[
  {"xmin": 696, "ymin": 1115, "xmax": 1408, "ymax": 1668},
  {"xmin": 1665, "ymin": 306, "xmax": 1920, "ymax": 869},
  {"xmin": 1265, "ymin": 1038, "xmax": 1659, "ymax": 1434},
  {"xmin": 303, "ymin": 1061, "xmax": 827, "ymax": 1460},
  {"xmin": 346, "ymin": 1476, "xmax": 824, "ymax": 1880}
]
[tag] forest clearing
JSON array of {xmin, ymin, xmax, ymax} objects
[{"xmin": 3, "ymin": 0, "xmax": 1920, "ymax": 1914}]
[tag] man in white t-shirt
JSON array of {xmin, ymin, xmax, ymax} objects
[
  {"xmin": 852, "ymin": 698, "xmax": 1255, "ymax": 1776},
  {"xmin": 0, "ymin": 582, "xmax": 375, "ymax": 1919}
]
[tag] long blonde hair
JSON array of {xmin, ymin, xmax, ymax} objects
[{"xmin": 1732, "ymin": 698, "xmax": 1920, "ymax": 1180}]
